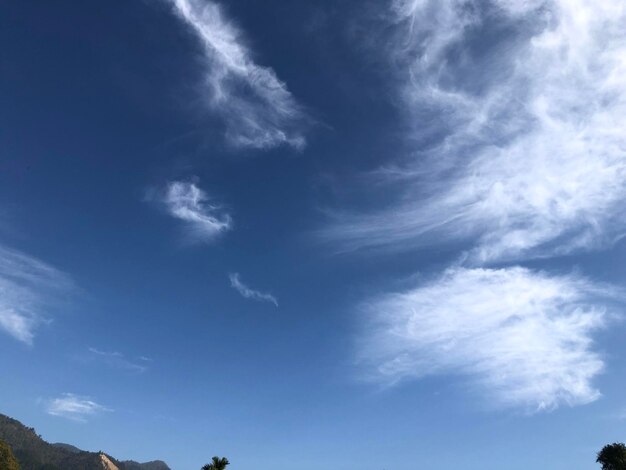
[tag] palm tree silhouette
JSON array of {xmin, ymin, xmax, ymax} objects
[{"xmin": 202, "ymin": 456, "xmax": 230, "ymax": 470}]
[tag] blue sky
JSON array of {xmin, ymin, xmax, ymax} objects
[{"xmin": 1, "ymin": 1, "xmax": 626, "ymax": 469}]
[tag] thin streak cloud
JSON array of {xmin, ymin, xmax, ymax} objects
[
  {"xmin": 229, "ymin": 272, "xmax": 278, "ymax": 307},
  {"xmin": 169, "ymin": 0, "xmax": 310, "ymax": 149},
  {"xmin": 161, "ymin": 181, "xmax": 232, "ymax": 242},
  {"xmin": 0, "ymin": 245, "xmax": 72, "ymax": 344},
  {"xmin": 88, "ymin": 347, "xmax": 149, "ymax": 374},
  {"xmin": 45, "ymin": 393, "xmax": 111, "ymax": 422},
  {"xmin": 361, "ymin": 267, "xmax": 616, "ymax": 411}
]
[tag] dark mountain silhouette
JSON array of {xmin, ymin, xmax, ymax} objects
[
  {"xmin": 51, "ymin": 443, "xmax": 169, "ymax": 470},
  {"xmin": 0, "ymin": 413, "xmax": 170, "ymax": 470},
  {"xmin": 120, "ymin": 461, "xmax": 170, "ymax": 470}
]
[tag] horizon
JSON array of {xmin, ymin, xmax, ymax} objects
[{"xmin": 1, "ymin": 1, "xmax": 626, "ymax": 469}]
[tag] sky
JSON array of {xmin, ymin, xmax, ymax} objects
[{"xmin": 1, "ymin": 1, "xmax": 626, "ymax": 469}]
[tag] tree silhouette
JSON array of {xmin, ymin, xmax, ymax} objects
[
  {"xmin": 202, "ymin": 456, "xmax": 230, "ymax": 470},
  {"xmin": 597, "ymin": 443, "xmax": 626, "ymax": 470}
]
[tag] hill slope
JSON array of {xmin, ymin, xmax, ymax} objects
[{"xmin": 0, "ymin": 413, "xmax": 170, "ymax": 470}]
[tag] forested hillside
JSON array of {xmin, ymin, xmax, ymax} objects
[{"xmin": 0, "ymin": 414, "xmax": 169, "ymax": 470}]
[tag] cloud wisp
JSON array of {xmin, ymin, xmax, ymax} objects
[
  {"xmin": 0, "ymin": 245, "xmax": 72, "ymax": 344},
  {"xmin": 360, "ymin": 267, "xmax": 617, "ymax": 411},
  {"xmin": 88, "ymin": 347, "xmax": 149, "ymax": 374},
  {"xmin": 159, "ymin": 181, "xmax": 232, "ymax": 243},
  {"xmin": 325, "ymin": 1, "xmax": 626, "ymax": 412},
  {"xmin": 229, "ymin": 272, "xmax": 278, "ymax": 307},
  {"xmin": 327, "ymin": 0, "xmax": 626, "ymax": 264},
  {"xmin": 46, "ymin": 393, "xmax": 111, "ymax": 422},
  {"xmin": 169, "ymin": 0, "xmax": 309, "ymax": 150}
]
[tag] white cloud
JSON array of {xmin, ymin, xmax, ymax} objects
[
  {"xmin": 229, "ymin": 272, "xmax": 278, "ymax": 307},
  {"xmin": 0, "ymin": 245, "xmax": 72, "ymax": 344},
  {"xmin": 169, "ymin": 0, "xmax": 309, "ymax": 149},
  {"xmin": 161, "ymin": 181, "xmax": 231, "ymax": 242},
  {"xmin": 46, "ymin": 393, "xmax": 111, "ymax": 422},
  {"xmin": 88, "ymin": 347, "xmax": 148, "ymax": 373},
  {"xmin": 360, "ymin": 266, "xmax": 617, "ymax": 411},
  {"xmin": 318, "ymin": 0, "xmax": 626, "ymax": 414},
  {"xmin": 0, "ymin": 309, "xmax": 36, "ymax": 345},
  {"xmin": 327, "ymin": 0, "xmax": 626, "ymax": 263}
]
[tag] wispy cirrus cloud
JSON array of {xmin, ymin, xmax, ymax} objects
[
  {"xmin": 327, "ymin": 0, "xmax": 626, "ymax": 263},
  {"xmin": 157, "ymin": 181, "xmax": 232, "ymax": 242},
  {"xmin": 169, "ymin": 0, "xmax": 310, "ymax": 150},
  {"xmin": 229, "ymin": 272, "xmax": 278, "ymax": 307},
  {"xmin": 360, "ymin": 267, "xmax": 617, "ymax": 411},
  {"xmin": 327, "ymin": 1, "xmax": 626, "ymax": 412},
  {"xmin": 0, "ymin": 245, "xmax": 72, "ymax": 344},
  {"xmin": 88, "ymin": 347, "xmax": 149, "ymax": 374},
  {"xmin": 45, "ymin": 393, "xmax": 111, "ymax": 422}
]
